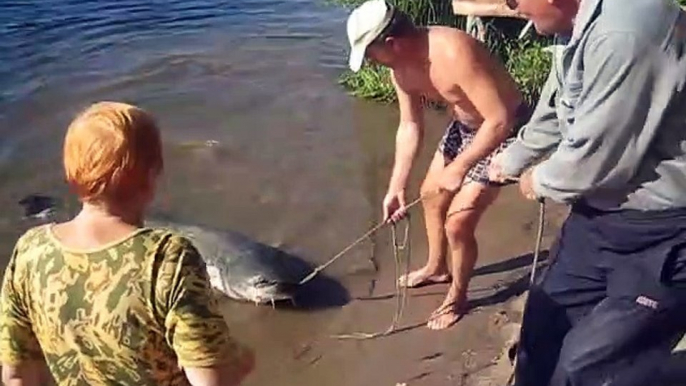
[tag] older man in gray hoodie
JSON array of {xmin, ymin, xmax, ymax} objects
[{"xmin": 491, "ymin": 0, "xmax": 686, "ymax": 385}]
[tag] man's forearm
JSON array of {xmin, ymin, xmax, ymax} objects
[
  {"xmin": 387, "ymin": 122, "xmax": 423, "ymax": 193},
  {"xmin": 451, "ymin": 118, "xmax": 511, "ymax": 174}
]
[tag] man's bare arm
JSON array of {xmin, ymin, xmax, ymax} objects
[
  {"xmin": 387, "ymin": 70, "xmax": 425, "ymax": 194},
  {"xmin": 446, "ymin": 42, "xmax": 517, "ymax": 175}
]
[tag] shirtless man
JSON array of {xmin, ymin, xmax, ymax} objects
[{"xmin": 346, "ymin": 0, "xmax": 531, "ymax": 330}]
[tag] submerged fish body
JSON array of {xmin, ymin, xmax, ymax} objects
[{"xmin": 146, "ymin": 220, "xmax": 312, "ymax": 305}]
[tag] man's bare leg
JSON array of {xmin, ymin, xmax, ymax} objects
[
  {"xmin": 427, "ymin": 181, "xmax": 500, "ymax": 330},
  {"xmin": 398, "ymin": 151, "xmax": 454, "ymax": 288}
]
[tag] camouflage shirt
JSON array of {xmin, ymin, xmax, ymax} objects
[{"xmin": 0, "ymin": 224, "xmax": 250, "ymax": 386}]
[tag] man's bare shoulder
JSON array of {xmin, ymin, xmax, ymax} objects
[{"xmin": 426, "ymin": 26, "xmax": 484, "ymax": 59}]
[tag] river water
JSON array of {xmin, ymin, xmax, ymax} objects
[{"xmin": 0, "ymin": 1, "xmax": 553, "ymax": 385}]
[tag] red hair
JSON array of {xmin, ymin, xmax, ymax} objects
[{"xmin": 63, "ymin": 101, "xmax": 163, "ymax": 203}]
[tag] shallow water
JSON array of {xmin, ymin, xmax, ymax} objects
[{"xmin": 0, "ymin": 1, "xmax": 552, "ymax": 385}]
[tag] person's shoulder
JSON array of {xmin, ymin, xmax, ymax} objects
[
  {"xmin": 4, "ymin": 225, "xmax": 54, "ymax": 276},
  {"xmin": 593, "ymin": 0, "xmax": 679, "ymax": 42},
  {"xmin": 144, "ymin": 226, "xmax": 192, "ymax": 247},
  {"xmin": 142, "ymin": 227, "xmax": 201, "ymax": 262},
  {"xmin": 428, "ymin": 25, "xmax": 476, "ymax": 48},
  {"xmin": 428, "ymin": 26, "xmax": 489, "ymax": 63},
  {"xmin": 13, "ymin": 224, "xmax": 52, "ymax": 254}
]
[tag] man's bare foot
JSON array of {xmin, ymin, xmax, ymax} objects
[
  {"xmin": 426, "ymin": 296, "xmax": 466, "ymax": 330},
  {"xmin": 397, "ymin": 267, "xmax": 451, "ymax": 288}
]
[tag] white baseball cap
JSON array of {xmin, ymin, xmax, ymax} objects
[{"xmin": 346, "ymin": 0, "xmax": 395, "ymax": 72}]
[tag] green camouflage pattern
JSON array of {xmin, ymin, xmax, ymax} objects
[{"xmin": 0, "ymin": 224, "xmax": 249, "ymax": 386}]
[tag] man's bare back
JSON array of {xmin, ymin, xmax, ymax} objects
[{"xmin": 392, "ymin": 26, "xmax": 523, "ymax": 130}]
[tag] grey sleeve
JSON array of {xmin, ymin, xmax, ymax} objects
[
  {"xmin": 500, "ymin": 57, "xmax": 562, "ymax": 177},
  {"xmin": 531, "ymin": 33, "xmax": 657, "ymax": 203}
]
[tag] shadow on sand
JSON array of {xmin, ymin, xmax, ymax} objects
[
  {"xmin": 354, "ymin": 250, "xmax": 552, "ymax": 312},
  {"xmin": 473, "ymin": 250, "xmax": 551, "ymax": 277},
  {"xmin": 467, "ymin": 249, "xmax": 551, "ymax": 310},
  {"xmin": 288, "ymin": 270, "xmax": 351, "ymax": 311}
]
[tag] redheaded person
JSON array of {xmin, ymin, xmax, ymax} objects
[{"xmin": 0, "ymin": 102, "xmax": 254, "ymax": 386}]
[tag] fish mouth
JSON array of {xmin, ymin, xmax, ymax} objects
[
  {"xmin": 209, "ymin": 268, "xmax": 300, "ymax": 305},
  {"xmin": 244, "ymin": 280, "xmax": 299, "ymax": 305}
]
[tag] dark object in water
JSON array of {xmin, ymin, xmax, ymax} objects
[
  {"xmin": 145, "ymin": 219, "xmax": 349, "ymax": 308},
  {"xmin": 18, "ymin": 194, "xmax": 57, "ymax": 219},
  {"xmin": 147, "ymin": 219, "xmax": 316, "ymax": 305}
]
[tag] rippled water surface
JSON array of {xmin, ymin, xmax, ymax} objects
[{"xmin": 0, "ymin": 0, "xmax": 386, "ymax": 239}]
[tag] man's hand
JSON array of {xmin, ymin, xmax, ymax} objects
[
  {"xmin": 383, "ymin": 189, "xmax": 407, "ymax": 223},
  {"xmin": 519, "ymin": 168, "xmax": 539, "ymax": 200},
  {"xmin": 488, "ymin": 153, "xmax": 508, "ymax": 183},
  {"xmin": 438, "ymin": 163, "xmax": 468, "ymax": 193}
]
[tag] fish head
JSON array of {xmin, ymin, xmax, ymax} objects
[
  {"xmin": 151, "ymin": 221, "xmax": 310, "ymax": 306},
  {"xmin": 205, "ymin": 262, "xmax": 297, "ymax": 305},
  {"xmin": 243, "ymin": 275, "xmax": 298, "ymax": 305}
]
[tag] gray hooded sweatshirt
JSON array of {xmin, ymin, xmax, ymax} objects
[{"xmin": 500, "ymin": 0, "xmax": 686, "ymax": 211}]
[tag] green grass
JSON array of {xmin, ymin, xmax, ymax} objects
[
  {"xmin": 484, "ymin": 20, "xmax": 553, "ymax": 106},
  {"xmin": 503, "ymin": 39, "xmax": 552, "ymax": 106},
  {"xmin": 338, "ymin": 64, "xmax": 396, "ymax": 103}
]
